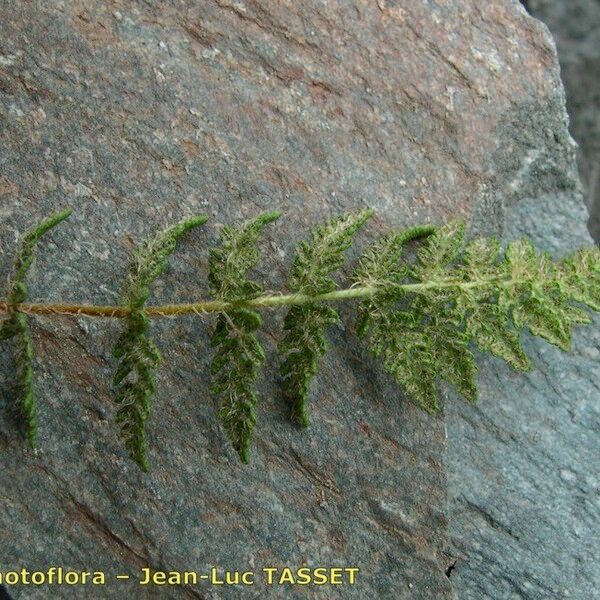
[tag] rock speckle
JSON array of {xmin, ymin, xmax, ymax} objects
[{"xmin": 0, "ymin": 2, "xmax": 594, "ymax": 599}]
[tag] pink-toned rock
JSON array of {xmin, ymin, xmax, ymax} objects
[{"xmin": 0, "ymin": 2, "xmax": 576, "ymax": 598}]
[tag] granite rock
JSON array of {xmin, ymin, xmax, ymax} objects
[
  {"xmin": 525, "ymin": 0, "xmax": 600, "ymax": 241},
  {"xmin": 0, "ymin": 1, "xmax": 588, "ymax": 599},
  {"xmin": 447, "ymin": 191, "xmax": 600, "ymax": 599}
]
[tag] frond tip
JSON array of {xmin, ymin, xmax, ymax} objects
[{"xmin": 355, "ymin": 221, "xmax": 599, "ymax": 412}]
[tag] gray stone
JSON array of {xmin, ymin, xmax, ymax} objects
[
  {"xmin": 447, "ymin": 78, "xmax": 600, "ymax": 600},
  {"xmin": 525, "ymin": 0, "xmax": 600, "ymax": 240},
  {"xmin": 447, "ymin": 189, "xmax": 600, "ymax": 599},
  {"xmin": 0, "ymin": 1, "xmax": 593, "ymax": 599},
  {"xmin": 447, "ymin": 6, "xmax": 600, "ymax": 598}
]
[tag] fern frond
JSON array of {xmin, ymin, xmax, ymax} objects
[
  {"xmin": 355, "ymin": 223, "xmax": 475, "ymax": 412},
  {"xmin": 414, "ymin": 220, "xmax": 465, "ymax": 280},
  {"xmin": 121, "ymin": 216, "xmax": 209, "ymax": 309},
  {"xmin": 354, "ymin": 225, "xmax": 437, "ymax": 335},
  {"xmin": 356, "ymin": 221, "xmax": 599, "ymax": 412},
  {"xmin": 456, "ymin": 235, "xmax": 532, "ymax": 369},
  {"xmin": 361, "ymin": 306, "xmax": 476, "ymax": 412},
  {"xmin": 0, "ymin": 208, "xmax": 598, "ymax": 471},
  {"xmin": 3, "ymin": 313, "xmax": 37, "ymax": 447},
  {"xmin": 113, "ymin": 215, "xmax": 208, "ymax": 471},
  {"xmin": 209, "ymin": 211, "xmax": 281, "ymax": 462},
  {"xmin": 0, "ymin": 313, "xmax": 21, "ymax": 340},
  {"xmin": 502, "ymin": 239, "xmax": 594, "ymax": 352},
  {"xmin": 0, "ymin": 209, "xmax": 72, "ymax": 447},
  {"xmin": 557, "ymin": 247, "xmax": 600, "ymax": 311},
  {"xmin": 279, "ymin": 209, "xmax": 374, "ymax": 426},
  {"xmin": 288, "ymin": 209, "xmax": 375, "ymax": 295}
]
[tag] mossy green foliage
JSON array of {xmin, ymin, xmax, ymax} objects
[
  {"xmin": 0, "ymin": 209, "xmax": 72, "ymax": 447},
  {"xmin": 113, "ymin": 215, "xmax": 208, "ymax": 471},
  {"xmin": 355, "ymin": 221, "xmax": 600, "ymax": 412},
  {"xmin": 0, "ymin": 209, "xmax": 598, "ymax": 471},
  {"xmin": 209, "ymin": 211, "xmax": 281, "ymax": 462},
  {"xmin": 279, "ymin": 210, "xmax": 374, "ymax": 426}
]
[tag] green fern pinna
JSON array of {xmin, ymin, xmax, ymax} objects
[{"xmin": 0, "ymin": 208, "xmax": 598, "ymax": 470}]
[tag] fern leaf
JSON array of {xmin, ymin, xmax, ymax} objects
[
  {"xmin": 8, "ymin": 208, "xmax": 73, "ymax": 304},
  {"xmin": 9, "ymin": 313, "xmax": 37, "ymax": 447},
  {"xmin": 0, "ymin": 315, "xmax": 20, "ymax": 340},
  {"xmin": 414, "ymin": 220, "xmax": 465, "ymax": 280},
  {"xmin": 557, "ymin": 246, "xmax": 600, "ymax": 312},
  {"xmin": 0, "ymin": 209, "xmax": 72, "ymax": 447},
  {"xmin": 358, "ymin": 299, "xmax": 476, "ymax": 412},
  {"xmin": 465, "ymin": 304, "xmax": 532, "ymax": 371},
  {"xmin": 460, "ymin": 236, "xmax": 532, "ymax": 370},
  {"xmin": 462, "ymin": 236, "xmax": 501, "ymax": 274},
  {"xmin": 354, "ymin": 225, "xmax": 437, "ymax": 335},
  {"xmin": 113, "ymin": 215, "xmax": 208, "ymax": 471},
  {"xmin": 503, "ymin": 239, "xmax": 590, "ymax": 352},
  {"xmin": 279, "ymin": 209, "xmax": 374, "ymax": 425},
  {"xmin": 121, "ymin": 215, "xmax": 209, "ymax": 309},
  {"xmin": 355, "ymin": 223, "xmax": 490, "ymax": 410},
  {"xmin": 288, "ymin": 209, "xmax": 375, "ymax": 295},
  {"xmin": 279, "ymin": 303, "xmax": 339, "ymax": 425},
  {"xmin": 355, "ymin": 224, "xmax": 443, "ymax": 411},
  {"xmin": 209, "ymin": 211, "xmax": 281, "ymax": 462},
  {"xmin": 356, "ymin": 222, "xmax": 599, "ymax": 414},
  {"xmin": 354, "ymin": 231, "xmax": 410, "ymax": 297}
]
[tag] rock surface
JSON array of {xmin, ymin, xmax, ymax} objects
[
  {"xmin": 525, "ymin": 0, "xmax": 600, "ymax": 241},
  {"xmin": 447, "ymin": 192, "xmax": 600, "ymax": 598},
  {"xmin": 447, "ymin": 6, "xmax": 600, "ymax": 598},
  {"xmin": 0, "ymin": 1, "xmax": 592, "ymax": 599}
]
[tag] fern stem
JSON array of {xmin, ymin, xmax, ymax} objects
[
  {"xmin": 0, "ymin": 225, "xmax": 441, "ymax": 319},
  {"xmin": 0, "ymin": 279, "xmax": 514, "ymax": 319}
]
